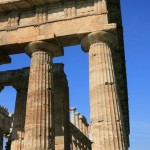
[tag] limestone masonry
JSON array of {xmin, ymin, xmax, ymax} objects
[{"xmin": 0, "ymin": 0, "xmax": 129, "ymax": 149}]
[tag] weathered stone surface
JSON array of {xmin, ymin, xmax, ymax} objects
[
  {"xmin": 81, "ymin": 31, "xmax": 128, "ymax": 150},
  {"xmin": 70, "ymin": 108, "xmax": 77, "ymax": 150},
  {"xmin": 70, "ymin": 108, "xmax": 76, "ymax": 125},
  {"xmin": 75, "ymin": 113, "xmax": 80, "ymax": 129},
  {"xmin": 11, "ymin": 81, "xmax": 28, "ymax": 150},
  {"xmin": 70, "ymin": 109, "xmax": 91, "ymax": 150},
  {"xmin": 0, "ymin": 0, "xmax": 109, "ymax": 36},
  {"xmin": 0, "ymin": 0, "xmax": 117, "ymax": 56},
  {"xmin": 24, "ymin": 41, "xmax": 63, "ymax": 150},
  {"xmin": 0, "ymin": 64, "xmax": 71, "ymax": 150},
  {"xmin": 0, "ymin": 0, "xmax": 129, "ymax": 149},
  {"xmin": 0, "ymin": 22, "xmax": 116, "ymax": 55},
  {"xmin": 79, "ymin": 115, "xmax": 88, "ymax": 137},
  {"xmin": 25, "ymin": 41, "xmax": 63, "ymax": 57},
  {"xmin": 0, "ymin": 106, "xmax": 13, "ymax": 150},
  {"xmin": 0, "ymin": 67, "xmax": 29, "ymax": 87},
  {"xmin": 53, "ymin": 63, "xmax": 70, "ymax": 150},
  {"xmin": 0, "ymin": 106, "xmax": 12, "ymax": 135},
  {"xmin": 70, "ymin": 122, "xmax": 92, "ymax": 150}
]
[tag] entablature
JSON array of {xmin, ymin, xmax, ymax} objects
[{"xmin": 0, "ymin": 0, "xmax": 108, "ymax": 31}]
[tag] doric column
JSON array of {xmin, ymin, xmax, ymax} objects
[
  {"xmin": 85, "ymin": 123, "xmax": 89, "ymax": 138},
  {"xmin": 0, "ymin": 106, "xmax": 12, "ymax": 150},
  {"xmin": 79, "ymin": 115, "xmax": 83, "ymax": 132},
  {"xmin": 70, "ymin": 108, "xmax": 76, "ymax": 125},
  {"xmin": 0, "ymin": 129, "xmax": 3, "ymax": 150},
  {"xmin": 53, "ymin": 63, "xmax": 70, "ymax": 150},
  {"xmin": 75, "ymin": 113, "xmax": 80, "ymax": 129},
  {"xmin": 24, "ymin": 41, "xmax": 63, "ymax": 150},
  {"xmin": 81, "ymin": 31, "xmax": 127, "ymax": 150},
  {"xmin": 79, "ymin": 115, "xmax": 88, "ymax": 137},
  {"xmin": 70, "ymin": 108, "xmax": 77, "ymax": 150},
  {"xmin": 82, "ymin": 117, "xmax": 87, "ymax": 136},
  {"xmin": 75, "ymin": 113, "xmax": 80, "ymax": 150},
  {"xmin": 11, "ymin": 81, "xmax": 28, "ymax": 150}
]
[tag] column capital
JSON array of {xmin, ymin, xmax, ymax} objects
[
  {"xmin": 81, "ymin": 31, "xmax": 118, "ymax": 52},
  {"xmin": 70, "ymin": 107, "xmax": 77, "ymax": 112},
  {"xmin": 25, "ymin": 41, "xmax": 64, "ymax": 57}
]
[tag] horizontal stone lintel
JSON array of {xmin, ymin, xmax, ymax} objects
[
  {"xmin": 0, "ymin": 15, "xmax": 117, "ymax": 54},
  {"xmin": 0, "ymin": 63, "xmax": 66, "ymax": 86},
  {"xmin": 0, "ymin": 51, "xmax": 11, "ymax": 64}
]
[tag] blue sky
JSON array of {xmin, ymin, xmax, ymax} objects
[
  {"xmin": 121, "ymin": 0, "xmax": 150, "ymax": 150},
  {"xmin": 0, "ymin": 0, "xmax": 150, "ymax": 149}
]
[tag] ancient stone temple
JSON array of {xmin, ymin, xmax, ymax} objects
[
  {"xmin": 0, "ymin": 0, "xmax": 129, "ymax": 150},
  {"xmin": 0, "ymin": 106, "xmax": 12, "ymax": 150}
]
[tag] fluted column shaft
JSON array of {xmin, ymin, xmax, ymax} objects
[
  {"xmin": 83, "ymin": 122, "xmax": 87, "ymax": 136},
  {"xmin": 79, "ymin": 115, "xmax": 87, "ymax": 137},
  {"xmin": 81, "ymin": 31, "xmax": 127, "ymax": 150},
  {"xmin": 24, "ymin": 41, "xmax": 63, "ymax": 150},
  {"xmin": 75, "ymin": 113, "xmax": 79, "ymax": 128},
  {"xmin": 90, "ymin": 42, "xmax": 126, "ymax": 150},
  {"xmin": 79, "ymin": 115, "xmax": 83, "ymax": 132},
  {"xmin": 70, "ymin": 108, "xmax": 77, "ymax": 150},
  {"xmin": 24, "ymin": 51, "xmax": 54, "ymax": 150},
  {"xmin": 85, "ymin": 124, "xmax": 89, "ymax": 137},
  {"xmin": 70, "ymin": 108, "xmax": 76, "ymax": 125},
  {"xmin": 11, "ymin": 86, "xmax": 28, "ymax": 150},
  {"xmin": 75, "ymin": 113, "xmax": 80, "ymax": 150}
]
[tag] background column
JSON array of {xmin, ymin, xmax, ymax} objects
[
  {"xmin": 75, "ymin": 113, "xmax": 80, "ymax": 129},
  {"xmin": 81, "ymin": 31, "xmax": 127, "ymax": 150},
  {"xmin": 0, "ymin": 106, "xmax": 12, "ymax": 150},
  {"xmin": 70, "ymin": 108, "xmax": 76, "ymax": 125},
  {"xmin": 70, "ymin": 108, "xmax": 77, "ymax": 150},
  {"xmin": 11, "ymin": 81, "xmax": 28, "ymax": 150},
  {"xmin": 79, "ymin": 115, "xmax": 83, "ymax": 133},
  {"xmin": 53, "ymin": 63, "xmax": 70, "ymax": 150}
]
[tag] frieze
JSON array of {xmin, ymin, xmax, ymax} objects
[
  {"xmin": 0, "ymin": 0, "xmax": 108, "ymax": 31},
  {"xmin": 94, "ymin": 0, "xmax": 107, "ymax": 14},
  {"xmin": 64, "ymin": 1, "xmax": 76, "ymax": 18},
  {"xmin": 6, "ymin": 11, "xmax": 19, "ymax": 31},
  {"xmin": 35, "ymin": 7, "xmax": 48, "ymax": 26}
]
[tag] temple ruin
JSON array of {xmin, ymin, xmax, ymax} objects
[{"xmin": 0, "ymin": 0, "xmax": 129, "ymax": 149}]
